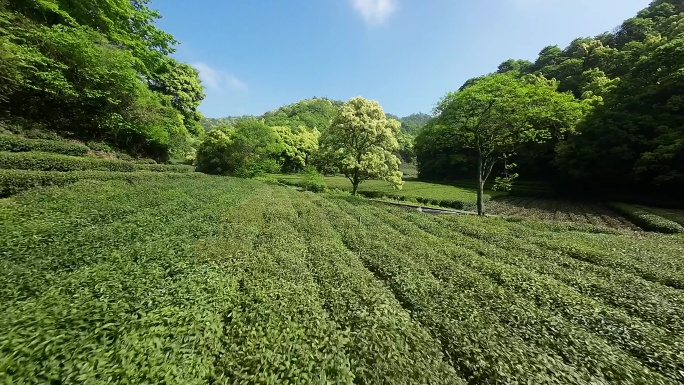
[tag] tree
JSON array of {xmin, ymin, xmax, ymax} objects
[
  {"xmin": 262, "ymin": 98, "xmax": 342, "ymax": 132},
  {"xmin": 317, "ymin": 97, "xmax": 403, "ymax": 195},
  {"xmin": 497, "ymin": 59, "xmax": 532, "ymax": 74},
  {"xmin": 274, "ymin": 125, "xmax": 320, "ymax": 173},
  {"xmin": 196, "ymin": 119, "xmax": 283, "ymax": 175},
  {"xmin": 0, "ymin": 0, "xmax": 201, "ymax": 160},
  {"xmin": 396, "ymin": 131, "xmax": 416, "ymax": 164},
  {"xmin": 195, "ymin": 126, "xmax": 235, "ymax": 174},
  {"xmin": 435, "ymin": 74, "xmax": 584, "ymax": 215},
  {"xmin": 148, "ymin": 59, "xmax": 206, "ymax": 136}
]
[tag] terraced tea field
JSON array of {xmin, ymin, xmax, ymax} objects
[
  {"xmin": 487, "ymin": 196, "xmax": 641, "ymax": 230},
  {"xmin": 2, "ymin": 176, "xmax": 684, "ymax": 384}
]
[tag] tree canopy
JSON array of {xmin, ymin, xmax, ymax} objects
[
  {"xmin": 196, "ymin": 119, "xmax": 283, "ymax": 176},
  {"xmin": 433, "ymin": 74, "xmax": 584, "ymax": 215},
  {"xmin": 317, "ymin": 97, "xmax": 403, "ymax": 195},
  {"xmin": 0, "ymin": 0, "xmax": 204, "ymax": 160}
]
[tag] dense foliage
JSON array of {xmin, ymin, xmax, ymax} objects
[
  {"xmin": 0, "ymin": 0, "xmax": 205, "ymax": 160},
  {"xmin": 430, "ymin": 74, "xmax": 584, "ymax": 214},
  {"xmin": 262, "ymin": 98, "xmax": 343, "ymax": 132},
  {"xmin": 387, "ymin": 112, "xmax": 432, "ymax": 135},
  {"xmin": 2, "ymin": 177, "xmax": 683, "ymax": 384},
  {"xmin": 417, "ymin": 0, "xmax": 684, "ymax": 199},
  {"xmin": 200, "ymin": 116, "xmax": 256, "ymax": 132},
  {"xmin": 195, "ymin": 119, "xmax": 283, "ymax": 176},
  {"xmin": 317, "ymin": 97, "xmax": 403, "ymax": 194}
]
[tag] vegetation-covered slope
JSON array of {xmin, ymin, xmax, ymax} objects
[
  {"xmin": 416, "ymin": 0, "xmax": 684, "ymax": 198},
  {"xmin": 0, "ymin": 0, "xmax": 204, "ymax": 160},
  {"xmin": 2, "ymin": 177, "xmax": 684, "ymax": 384}
]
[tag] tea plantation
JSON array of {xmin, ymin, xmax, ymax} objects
[{"xmin": 2, "ymin": 172, "xmax": 684, "ymax": 384}]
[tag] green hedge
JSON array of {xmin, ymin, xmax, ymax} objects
[
  {"xmin": 0, "ymin": 169, "xmax": 205, "ymax": 197},
  {"xmin": 0, "ymin": 152, "xmax": 194, "ymax": 173},
  {"xmin": 0, "ymin": 135, "xmax": 89, "ymax": 156},
  {"xmin": 608, "ymin": 202, "xmax": 684, "ymax": 234},
  {"xmin": 276, "ymin": 178, "xmax": 327, "ymax": 193}
]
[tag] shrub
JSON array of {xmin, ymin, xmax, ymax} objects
[
  {"xmin": 0, "ymin": 169, "xmax": 204, "ymax": 197},
  {"xmin": 134, "ymin": 158, "xmax": 158, "ymax": 164},
  {"xmin": 0, "ymin": 152, "xmax": 194, "ymax": 173},
  {"xmin": 234, "ymin": 159, "xmax": 282, "ymax": 178},
  {"xmin": 196, "ymin": 121, "xmax": 283, "ymax": 175},
  {"xmin": 608, "ymin": 202, "xmax": 684, "ymax": 234},
  {"xmin": 0, "ymin": 135, "xmax": 89, "ymax": 156},
  {"xmin": 86, "ymin": 141, "xmax": 114, "ymax": 153}
]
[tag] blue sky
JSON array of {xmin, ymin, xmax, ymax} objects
[{"xmin": 154, "ymin": 0, "xmax": 650, "ymax": 118}]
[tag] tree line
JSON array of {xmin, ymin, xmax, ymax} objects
[
  {"xmin": 416, "ymin": 0, "xmax": 684, "ymax": 201},
  {"xmin": 196, "ymin": 98, "xmax": 422, "ymax": 177},
  {"xmin": 0, "ymin": 0, "xmax": 205, "ymax": 160}
]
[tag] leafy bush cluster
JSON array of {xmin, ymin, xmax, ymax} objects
[
  {"xmin": 0, "ymin": 152, "xmax": 194, "ymax": 174},
  {"xmin": 0, "ymin": 135, "xmax": 89, "ymax": 156},
  {"xmin": 196, "ymin": 120, "xmax": 284, "ymax": 175},
  {"xmin": 607, "ymin": 202, "xmax": 684, "ymax": 234},
  {"xmin": 1, "ymin": 177, "xmax": 683, "ymax": 383}
]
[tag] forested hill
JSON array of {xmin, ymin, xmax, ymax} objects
[
  {"xmin": 203, "ymin": 98, "xmax": 430, "ymax": 135},
  {"xmin": 416, "ymin": 0, "xmax": 684, "ymax": 197},
  {"xmin": 0, "ymin": 0, "xmax": 205, "ymax": 161},
  {"xmin": 201, "ymin": 116, "xmax": 257, "ymax": 132},
  {"xmin": 396, "ymin": 113, "xmax": 432, "ymax": 134}
]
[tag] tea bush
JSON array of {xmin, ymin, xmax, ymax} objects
[
  {"xmin": 0, "ymin": 135, "xmax": 89, "ymax": 156},
  {"xmin": 0, "ymin": 152, "xmax": 195, "ymax": 173},
  {"xmin": 0, "ymin": 169, "xmax": 204, "ymax": 197},
  {"xmin": 2, "ymin": 177, "xmax": 683, "ymax": 384},
  {"xmin": 608, "ymin": 202, "xmax": 684, "ymax": 234}
]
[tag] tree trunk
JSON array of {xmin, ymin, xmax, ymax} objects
[
  {"xmin": 351, "ymin": 170, "xmax": 360, "ymax": 196},
  {"xmin": 476, "ymin": 152, "xmax": 485, "ymax": 216},
  {"xmin": 477, "ymin": 179, "xmax": 485, "ymax": 216}
]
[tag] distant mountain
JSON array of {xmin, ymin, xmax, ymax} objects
[
  {"xmin": 262, "ymin": 98, "xmax": 343, "ymax": 132},
  {"xmin": 201, "ymin": 116, "xmax": 256, "ymax": 131},
  {"xmin": 203, "ymin": 99, "xmax": 431, "ymax": 136},
  {"xmin": 387, "ymin": 112, "xmax": 432, "ymax": 135},
  {"xmin": 201, "ymin": 98, "xmax": 343, "ymax": 133}
]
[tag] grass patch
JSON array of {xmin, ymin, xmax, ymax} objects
[{"xmin": 275, "ymin": 174, "xmax": 504, "ymax": 210}]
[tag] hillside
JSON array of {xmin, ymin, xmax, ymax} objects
[
  {"xmin": 201, "ymin": 116, "xmax": 257, "ymax": 131},
  {"xmin": 0, "ymin": 1, "xmax": 204, "ymax": 161},
  {"xmin": 416, "ymin": 0, "xmax": 684, "ymax": 197},
  {"xmin": 2, "ymin": 175, "xmax": 683, "ymax": 384},
  {"xmin": 204, "ymin": 99, "xmax": 429, "ymax": 134}
]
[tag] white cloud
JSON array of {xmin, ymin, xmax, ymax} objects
[
  {"xmin": 226, "ymin": 75, "xmax": 248, "ymax": 91},
  {"xmin": 193, "ymin": 62, "xmax": 247, "ymax": 91},
  {"xmin": 352, "ymin": 0, "xmax": 397, "ymax": 26}
]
